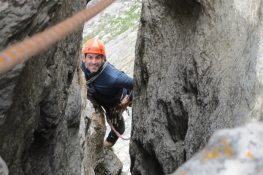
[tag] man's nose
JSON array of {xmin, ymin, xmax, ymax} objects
[{"xmin": 91, "ymin": 58, "xmax": 97, "ymax": 64}]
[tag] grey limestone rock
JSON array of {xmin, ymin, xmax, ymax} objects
[
  {"xmin": 0, "ymin": 0, "xmax": 86, "ymax": 174},
  {"xmin": 80, "ymin": 99, "xmax": 123, "ymax": 175},
  {"xmin": 95, "ymin": 149, "xmax": 123, "ymax": 175},
  {"xmin": 172, "ymin": 122, "xmax": 263, "ymax": 175},
  {"xmin": 0, "ymin": 0, "xmax": 131, "ymax": 174},
  {"xmin": 131, "ymin": 0, "xmax": 263, "ymax": 174}
]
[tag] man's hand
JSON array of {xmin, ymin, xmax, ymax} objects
[{"xmin": 113, "ymin": 95, "xmax": 132, "ymax": 112}]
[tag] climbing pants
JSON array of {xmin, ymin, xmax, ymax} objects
[{"xmin": 105, "ymin": 109, "xmax": 125, "ymax": 145}]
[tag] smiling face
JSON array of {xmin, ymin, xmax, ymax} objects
[{"xmin": 84, "ymin": 53, "xmax": 105, "ymax": 73}]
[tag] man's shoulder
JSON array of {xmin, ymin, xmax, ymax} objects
[{"xmin": 104, "ymin": 63, "xmax": 122, "ymax": 77}]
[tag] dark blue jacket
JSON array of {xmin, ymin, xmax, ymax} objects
[{"xmin": 81, "ymin": 62, "xmax": 133, "ymax": 108}]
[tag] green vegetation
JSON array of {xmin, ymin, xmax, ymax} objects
[{"xmin": 82, "ymin": 0, "xmax": 141, "ymax": 44}]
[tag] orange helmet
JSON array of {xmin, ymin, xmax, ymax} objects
[{"xmin": 82, "ymin": 38, "xmax": 106, "ymax": 56}]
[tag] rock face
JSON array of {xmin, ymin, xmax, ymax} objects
[
  {"xmin": 173, "ymin": 122, "xmax": 263, "ymax": 175},
  {"xmin": 0, "ymin": 0, "xmax": 85, "ymax": 174},
  {"xmin": 131, "ymin": 0, "xmax": 263, "ymax": 174},
  {"xmin": 0, "ymin": 0, "xmax": 130, "ymax": 174},
  {"xmin": 79, "ymin": 98, "xmax": 123, "ymax": 175}
]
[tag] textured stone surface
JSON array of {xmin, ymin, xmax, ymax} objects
[
  {"xmin": 172, "ymin": 122, "xmax": 263, "ymax": 175},
  {"xmin": 0, "ymin": 0, "xmax": 86, "ymax": 174},
  {"xmin": 131, "ymin": 0, "xmax": 263, "ymax": 174},
  {"xmin": 0, "ymin": 0, "xmax": 133, "ymax": 174},
  {"xmin": 80, "ymin": 98, "xmax": 123, "ymax": 175},
  {"xmin": 81, "ymin": 104, "xmax": 105, "ymax": 175},
  {"xmin": 95, "ymin": 149, "xmax": 123, "ymax": 175}
]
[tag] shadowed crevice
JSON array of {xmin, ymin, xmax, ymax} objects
[{"xmin": 130, "ymin": 140, "xmax": 163, "ymax": 175}]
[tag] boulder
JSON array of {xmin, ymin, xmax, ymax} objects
[{"xmin": 173, "ymin": 122, "xmax": 263, "ymax": 175}]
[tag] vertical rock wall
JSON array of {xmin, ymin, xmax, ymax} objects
[
  {"xmin": 0, "ymin": 1, "xmax": 129, "ymax": 174},
  {"xmin": 79, "ymin": 100, "xmax": 122, "ymax": 175},
  {"xmin": 0, "ymin": 0, "xmax": 86, "ymax": 174},
  {"xmin": 131, "ymin": 0, "xmax": 263, "ymax": 174}
]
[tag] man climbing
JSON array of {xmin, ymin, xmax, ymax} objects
[{"xmin": 81, "ymin": 38, "xmax": 133, "ymax": 147}]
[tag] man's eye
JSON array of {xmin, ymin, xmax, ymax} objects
[{"xmin": 86, "ymin": 55, "xmax": 101, "ymax": 59}]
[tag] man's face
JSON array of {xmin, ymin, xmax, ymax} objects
[{"xmin": 84, "ymin": 53, "xmax": 105, "ymax": 73}]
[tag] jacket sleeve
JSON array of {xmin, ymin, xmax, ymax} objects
[{"xmin": 114, "ymin": 71, "xmax": 133, "ymax": 90}]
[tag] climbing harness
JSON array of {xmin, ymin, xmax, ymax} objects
[
  {"xmin": 101, "ymin": 106, "xmax": 130, "ymax": 141},
  {"xmin": 0, "ymin": 0, "xmax": 115, "ymax": 75}
]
